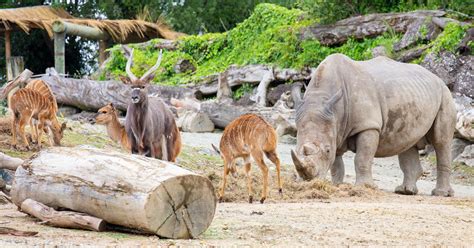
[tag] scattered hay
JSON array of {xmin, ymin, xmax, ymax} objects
[{"xmin": 0, "ymin": 116, "xmax": 12, "ymax": 135}]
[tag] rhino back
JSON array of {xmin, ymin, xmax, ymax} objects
[{"xmin": 354, "ymin": 57, "xmax": 446, "ymax": 156}]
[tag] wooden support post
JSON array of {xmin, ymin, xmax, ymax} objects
[
  {"xmin": 54, "ymin": 32, "xmax": 66, "ymax": 74},
  {"xmin": 99, "ymin": 40, "xmax": 108, "ymax": 66},
  {"xmin": 5, "ymin": 30, "xmax": 12, "ymax": 80}
]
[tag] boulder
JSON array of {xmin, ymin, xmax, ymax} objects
[
  {"xmin": 451, "ymin": 138, "xmax": 470, "ymax": 160},
  {"xmin": 267, "ymin": 84, "xmax": 292, "ymax": 106},
  {"xmin": 422, "ymin": 51, "xmax": 473, "ymax": 98},
  {"xmin": 58, "ymin": 105, "xmax": 81, "ymax": 117},
  {"xmin": 177, "ymin": 110, "xmax": 215, "ymax": 133},
  {"xmin": 454, "ymin": 145, "xmax": 474, "ymax": 167},
  {"xmin": 393, "ymin": 18, "xmax": 425, "ymax": 52},
  {"xmin": 453, "ymin": 95, "xmax": 474, "ymax": 142},
  {"xmin": 372, "ymin": 46, "xmax": 388, "ymax": 58}
]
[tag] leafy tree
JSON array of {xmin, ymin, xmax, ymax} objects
[{"xmin": 296, "ymin": 0, "xmax": 472, "ymax": 24}]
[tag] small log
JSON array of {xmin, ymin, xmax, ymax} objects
[
  {"xmin": 0, "ymin": 227, "xmax": 38, "ymax": 237},
  {"xmin": 11, "ymin": 146, "xmax": 217, "ymax": 239},
  {"xmin": 0, "ymin": 152, "xmax": 24, "ymax": 171},
  {"xmin": 20, "ymin": 198, "xmax": 106, "ymax": 232}
]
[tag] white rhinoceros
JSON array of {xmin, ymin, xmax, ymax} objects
[{"xmin": 292, "ymin": 54, "xmax": 456, "ymax": 197}]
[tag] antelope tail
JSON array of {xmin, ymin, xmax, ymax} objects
[
  {"xmin": 211, "ymin": 144, "xmax": 220, "ymax": 155},
  {"xmin": 161, "ymin": 134, "xmax": 168, "ymax": 161}
]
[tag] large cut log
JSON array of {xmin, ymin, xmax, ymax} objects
[
  {"xmin": 40, "ymin": 68, "xmax": 196, "ymax": 111},
  {"xmin": 299, "ymin": 10, "xmax": 446, "ymax": 46},
  {"xmin": 11, "ymin": 146, "xmax": 217, "ymax": 239}
]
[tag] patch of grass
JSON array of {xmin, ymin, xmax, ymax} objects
[{"xmin": 61, "ymin": 129, "xmax": 117, "ymax": 149}]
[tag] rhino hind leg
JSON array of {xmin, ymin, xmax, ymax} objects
[
  {"xmin": 354, "ymin": 130, "xmax": 379, "ymax": 186},
  {"xmin": 429, "ymin": 90, "xmax": 455, "ymax": 197},
  {"xmin": 395, "ymin": 147, "xmax": 423, "ymax": 195}
]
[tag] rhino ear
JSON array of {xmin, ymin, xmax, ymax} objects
[{"xmin": 323, "ymin": 89, "xmax": 343, "ymax": 117}]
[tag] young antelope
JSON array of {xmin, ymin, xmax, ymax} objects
[{"xmin": 214, "ymin": 113, "xmax": 282, "ymax": 204}]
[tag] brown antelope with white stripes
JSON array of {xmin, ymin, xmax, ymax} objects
[
  {"xmin": 25, "ymin": 79, "xmax": 59, "ymax": 145},
  {"xmin": 10, "ymin": 88, "xmax": 66, "ymax": 150},
  {"xmin": 213, "ymin": 113, "xmax": 282, "ymax": 204}
]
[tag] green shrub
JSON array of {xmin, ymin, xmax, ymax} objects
[{"xmin": 103, "ymin": 3, "xmax": 412, "ymax": 86}]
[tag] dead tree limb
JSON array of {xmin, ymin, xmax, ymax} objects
[
  {"xmin": 0, "ymin": 152, "xmax": 24, "ymax": 171},
  {"xmin": 20, "ymin": 198, "xmax": 106, "ymax": 232},
  {"xmin": 299, "ymin": 10, "xmax": 446, "ymax": 46}
]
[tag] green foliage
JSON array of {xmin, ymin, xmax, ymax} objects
[
  {"xmin": 233, "ymin": 83, "xmax": 254, "ymax": 100},
  {"xmin": 105, "ymin": 3, "xmax": 405, "ymax": 86},
  {"xmin": 429, "ymin": 22, "xmax": 471, "ymax": 54}
]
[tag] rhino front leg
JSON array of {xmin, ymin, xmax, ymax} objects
[
  {"xmin": 395, "ymin": 146, "xmax": 423, "ymax": 195},
  {"xmin": 354, "ymin": 130, "xmax": 379, "ymax": 186},
  {"xmin": 331, "ymin": 155, "xmax": 345, "ymax": 185}
]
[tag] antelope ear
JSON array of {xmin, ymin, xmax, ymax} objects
[
  {"xmin": 109, "ymin": 102, "xmax": 114, "ymax": 108},
  {"xmin": 141, "ymin": 73, "xmax": 156, "ymax": 84},
  {"xmin": 61, "ymin": 122, "xmax": 67, "ymax": 131},
  {"xmin": 119, "ymin": 75, "xmax": 132, "ymax": 85}
]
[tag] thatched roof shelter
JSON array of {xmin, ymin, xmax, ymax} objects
[
  {"xmin": 0, "ymin": 5, "xmax": 183, "ymax": 42},
  {"xmin": 1, "ymin": 5, "xmax": 184, "ymax": 78}
]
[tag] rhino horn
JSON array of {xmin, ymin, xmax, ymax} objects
[
  {"xmin": 323, "ymin": 89, "xmax": 343, "ymax": 116},
  {"xmin": 291, "ymin": 149, "xmax": 311, "ymax": 180}
]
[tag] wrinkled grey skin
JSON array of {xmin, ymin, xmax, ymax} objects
[{"xmin": 292, "ymin": 54, "xmax": 456, "ymax": 197}]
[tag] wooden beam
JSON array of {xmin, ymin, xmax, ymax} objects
[
  {"xmin": 5, "ymin": 30, "xmax": 12, "ymax": 80},
  {"xmin": 98, "ymin": 40, "xmax": 108, "ymax": 65},
  {"xmin": 52, "ymin": 20, "xmax": 110, "ymax": 40},
  {"xmin": 54, "ymin": 32, "xmax": 65, "ymax": 74}
]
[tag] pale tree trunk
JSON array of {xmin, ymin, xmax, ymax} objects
[{"xmin": 11, "ymin": 146, "xmax": 217, "ymax": 239}]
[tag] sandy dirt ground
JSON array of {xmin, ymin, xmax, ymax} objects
[{"xmin": 0, "ymin": 127, "xmax": 473, "ymax": 247}]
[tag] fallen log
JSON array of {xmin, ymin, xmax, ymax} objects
[
  {"xmin": 11, "ymin": 146, "xmax": 217, "ymax": 239},
  {"xmin": 194, "ymin": 65, "xmax": 313, "ymax": 97},
  {"xmin": 299, "ymin": 10, "xmax": 446, "ymax": 46},
  {"xmin": 20, "ymin": 199, "xmax": 106, "ymax": 232},
  {"xmin": 40, "ymin": 68, "xmax": 195, "ymax": 111},
  {"xmin": 41, "ymin": 66, "xmax": 311, "ymax": 112},
  {"xmin": 0, "ymin": 152, "xmax": 24, "ymax": 171}
]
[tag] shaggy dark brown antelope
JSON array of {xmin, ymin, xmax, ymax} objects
[
  {"xmin": 121, "ymin": 48, "xmax": 181, "ymax": 161},
  {"xmin": 25, "ymin": 79, "xmax": 59, "ymax": 145},
  {"xmin": 94, "ymin": 103, "xmax": 131, "ymax": 152},
  {"xmin": 10, "ymin": 88, "xmax": 66, "ymax": 150},
  {"xmin": 213, "ymin": 113, "xmax": 282, "ymax": 204}
]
